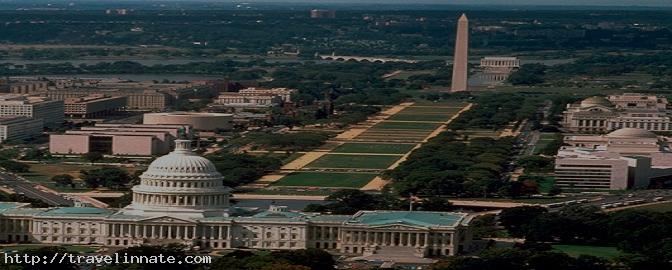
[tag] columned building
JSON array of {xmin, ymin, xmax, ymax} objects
[
  {"xmin": 0, "ymin": 139, "xmax": 475, "ymax": 262},
  {"xmin": 563, "ymin": 94, "xmax": 672, "ymax": 133}
]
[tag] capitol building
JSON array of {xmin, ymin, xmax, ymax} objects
[{"xmin": 0, "ymin": 140, "xmax": 474, "ymax": 261}]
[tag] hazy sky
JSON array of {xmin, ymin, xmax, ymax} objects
[{"xmin": 214, "ymin": 0, "xmax": 672, "ymax": 7}]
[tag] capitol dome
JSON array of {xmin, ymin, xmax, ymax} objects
[
  {"xmin": 121, "ymin": 139, "xmax": 231, "ymax": 218},
  {"xmin": 606, "ymin": 128, "xmax": 658, "ymax": 138},
  {"xmin": 580, "ymin": 96, "xmax": 612, "ymax": 108},
  {"xmin": 142, "ymin": 140, "xmax": 221, "ymax": 181}
]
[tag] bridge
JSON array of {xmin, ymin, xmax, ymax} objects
[{"xmin": 317, "ymin": 53, "xmax": 418, "ymax": 64}]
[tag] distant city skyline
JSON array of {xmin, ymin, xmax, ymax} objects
[{"xmin": 199, "ymin": 0, "xmax": 672, "ymax": 7}]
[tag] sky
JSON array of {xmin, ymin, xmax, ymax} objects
[{"xmin": 205, "ymin": 0, "xmax": 672, "ymax": 7}]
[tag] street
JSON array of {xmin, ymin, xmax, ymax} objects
[{"xmin": 0, "ymin": 171, "xmax": 73, "ymax": 206}]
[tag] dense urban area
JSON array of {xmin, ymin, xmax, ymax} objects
[{"xmin": 0, "ymin": 0, "xmax": 670, "ymax": 270}]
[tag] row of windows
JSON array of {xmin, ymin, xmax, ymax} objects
[{"xmin": 143, "ymin": 180, "xmax": 217, "ymax": 188}]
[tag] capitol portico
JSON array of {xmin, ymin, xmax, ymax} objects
[{"xmin": 0, "ymin": 139, "xmax": 475, "ymax": 261}]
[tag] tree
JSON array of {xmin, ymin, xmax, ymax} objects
[
  {"xmin": 0, "ymin": 160, "xmax": 29, "ymax": 173},
  {"xmin": 272, "ymin": 248, "xmax": 335, "ymax": 270},
  {"xmin": 85, "ymin": 151, "xmax": 104, "ymax": 165},
  {"xmin": 81, "ymin": 167, "xmax": 131, "ymax": 189},
  {"xmin": 51, "ymin": 174, "xmax": 74, "ymax": 187},
  {"xmin": 23, "ymin": 148, "xmax": 46, "ymax": 161},
  {"xmin": 499, "ymin": 206, "xmax": 548, "ymax": 237},
  {"xmin": 324, "ymin": 189, "xmax": 378, "ymax": 214},
  {"xmin": 418, "ymin": 197, "xmax": 453, "ymax": 211}
]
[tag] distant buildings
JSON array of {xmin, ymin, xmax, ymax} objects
[
  {"xmin": 562, "ymin": 94, "xmax": 672, "ymax": 132},
  {"xmin": 0, "ymin": 95, "xmax": 64, "ymax": 127},
  {"xmin": 0, "ymin": 117, "xmax": 43, "ymax": 143},
  {"xmin": 554, "ymin": 128, "xmax": 672, "ymax": 190},
  {"xmin": 8, "ymin": 81, "xmax": 48, "ymax": 95},
  {"xmin": 215, "ymin": 87, "xmax": 296, "ymax": 108},
  {"xmin": 143, "ymin": 112, "xmax": 233, "ymax": 131},
  {"xmin": 479, "ymin": 57, "xmax": 520, "ymax": 71},
  {"xmin": 64, "ymin": 95, "xmax": 127, "ymax": 119},
  {"xmin": 49, "ymin": 123, "xmax": 189, "ymax": 156},
  {"xmin": 310, "ymin": 9, "xmax": 336, "ymax": 19},
  {"xmin": 44, "ymin": 80, "xmax": 195, "ymax": 111}
]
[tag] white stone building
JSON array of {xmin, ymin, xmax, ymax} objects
[
  {"xmin": 562, "ymin": 94, "xmax": 672, "ymax": 133},
  {"xmin": 0, "ymin": 139, "xmax": 474, "ymax": 261}
]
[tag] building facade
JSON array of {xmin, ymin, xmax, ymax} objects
[
  {"xmin": 563, "ymin": 94, "xmax": 672, "ymax": 132},
  {"xmin": 9, "ymin": 81, "xmax": 48, "ymax": 95},
  {"xmin": 0, "ymin": 95, "xmax": 64, "ymax": 127},
  {"xmin": 0, "ymin": 117, "xmax": 43, "ymax": 143},
  {"xmin": 1, "ymin": 140, "xmax": 474, "ymax": 262},
  {"xmin": 64, "ymin": 95, "xmax": 127, "ymax": 118},
  {"xmin": 143, "ymin": 112, "xmax": 233, "ymax": 131},
  {"xmin": 554, "ymin": 128, "xmax": 668, "ymax": 190},
  {"xmin": 49, "ymin": 124, "xmax": 188, "ymax": 156},
  {"xmin": 479, "ymin": 57, "xmax": 520, "ymax": 72}
]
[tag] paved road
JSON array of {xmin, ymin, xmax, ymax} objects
[
  {"xmin": 0, "ymin": 171, "xmax": 73, "ymax": 206},
  {"xmin": 545, "ymin": 190, "xmax": 672, "ymax": 212}
]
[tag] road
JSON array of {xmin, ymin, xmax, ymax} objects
[
  {"xmin": 545, "ymin": 189, "xmax": 672, "ymax": 212},
  {"xmin": 0, "ymin": 171, "xmax": 73, "ymax": 206}
]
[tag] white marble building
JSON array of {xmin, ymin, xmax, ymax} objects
[
  {"xmin": 563, "ymin": 94, "xmax": 672, "ymax": 133},
  {"xmin": 0, "ymin": 140, "xmax": 474, "ymax": 261}
]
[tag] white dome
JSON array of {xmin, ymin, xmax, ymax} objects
[
  {"xmin": 122, "ymin": 139, "xmax": 231, "ymax": 218},
  {"xmin": 580, "ymin": 96, "xmax": 612, "ymax": 108},
  {"xmin": 142, "ymin": 143, "xmax": 221, "ymax": 180},
  {"xmin": 606, "ymin": 128, "xmax": 657, "ymax": 138}
]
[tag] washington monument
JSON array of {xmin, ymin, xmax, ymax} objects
[{"xmin": 451, "ymin": 13, "xmax": 469, "ymax": 92}]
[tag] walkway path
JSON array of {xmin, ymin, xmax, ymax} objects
[{"xmin": 240, "ymin": 102, "xmax": 415, "ymax": 189}]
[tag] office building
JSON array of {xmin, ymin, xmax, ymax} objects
[
  {"xmin": 49, "ymin": 124, "xmax": 188, "ymax": 156},
  {"xmin": 0, "ymin": 95, "xmax": 64, "ymax": 127},
  {"xmin": 143, "ymin": 112, "xmax": 233, "ymax": 131},
  {"xmin": 64, "ymin": 95, "xmax": 127, "ymax": 118},
  {"xmin": 0, "ymin": 117, "xmax": 43, "ymax": 143}
]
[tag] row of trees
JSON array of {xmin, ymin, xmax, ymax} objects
[
  {"xmin": 304, "ymin": 189, "xmax": 454, "ymax": 215},
  {"xmin": 448, "ymin": 93, "xmax": 542, "ymax": 130},
  {"xmin": 385, "ymin": 131, "xmax": 515, "ymax": 197},
  {"xmin": 496, "ymin": 205, "xmax": 672, "ymax": 269},
  {"xmin": 206, "ymin": 153, "xmax": 282, "ymax": 187}
]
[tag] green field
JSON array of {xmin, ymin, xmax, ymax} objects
[
  {"xmin": 371, "ymin": 122, "xmax": 440, "ymax": 130},
  {"xmin": 332, "ymin": 143, "xmax": 416, "ymax": 154},
  {"xmin": 534, "ymin": 132, "xmax": 560, "ymax": 154},
  {"xmin": 552, "ymin": 245, "xmax": 623, "ymax": 259},
  {"xmin": 388, "ymin": 114, "xmax": 453, "ymax": 122},
  {"xmin": 272, "ymin": 172, "xmax": 377, "ymax": 188},
  {"xmin": 306, "ymin": 154, "xmax": 401, "ymax": 169},
  {"xmin": 20, "ymin": 163, "xmax": 136, "ymax": 192}
]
